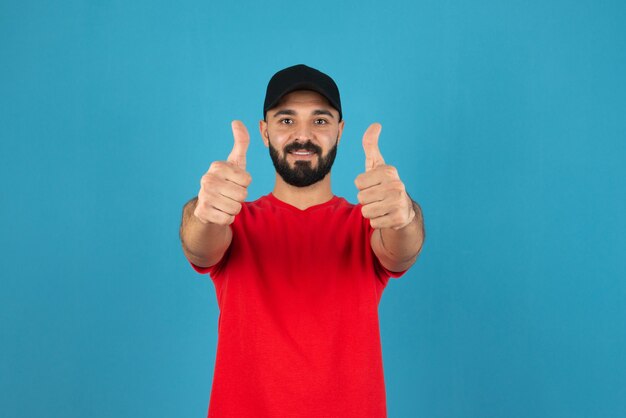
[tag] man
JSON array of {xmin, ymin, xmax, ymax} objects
[{"xmin": 179, "ymin": 64, "xmax": 425, "ymax": 418}]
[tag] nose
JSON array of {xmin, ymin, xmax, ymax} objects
[{"xmin": 292, "ymin": 124, "xmax": 312, "ymax": 142}]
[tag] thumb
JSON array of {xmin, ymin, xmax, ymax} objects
[
  {"xmin": 362, "ymin": 123, "xmax": 385, "ymax": 171},
  {"xmin": 227, "ymin": 120, "xmax": 250, "ymax": 169}
]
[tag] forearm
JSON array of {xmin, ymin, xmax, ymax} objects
[
  {"xmin": 179, "ymin": 197, "xmax": 233, "ymax": 268},
  {"xmin": 376, "ymin": 200, "xmax": 425, "ymax": 272}
]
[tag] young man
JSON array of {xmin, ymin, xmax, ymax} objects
[{"xmin": 180, "ymin": 64, "xmax": 424, "ymax": 418}]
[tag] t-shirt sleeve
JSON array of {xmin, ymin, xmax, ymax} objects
[
  {"xmin": 189, "ymin": 261, "xmax": 212, "ymax": 275},
  {"xmin": 187, "ymin": 243, "xmax": 232, "ymax": 278},
  {"xmin": 369, "ymin": 228, "xmax": 409, "ymax": 280}
]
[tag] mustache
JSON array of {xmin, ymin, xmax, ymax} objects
[{"xmin": 283, "ymin": 141, "xmax": 322, "ymax": 155}]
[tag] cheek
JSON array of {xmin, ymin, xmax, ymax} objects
[
  {"xmin": 268, "ymin": 130, "xmax": 291, "ymax": 147},
  {"xmin": 267, "ymin": 137, "xmax": 289, "ymax": 155},
  {"xmin": 321, "ymin": 131, "xmax": 339, "ymax": 147}
]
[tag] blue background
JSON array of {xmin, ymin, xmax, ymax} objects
[{"xmin": 1, "ymin": 1, "xmax": 625, "ymax": 417}]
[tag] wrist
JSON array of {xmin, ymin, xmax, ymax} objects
[{"xmin": 393, "ymin": 206, "xmax": 416, "ymax": 231}]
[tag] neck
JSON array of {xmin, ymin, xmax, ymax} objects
[{"xmin": 272, "ymin": 173, "xmax": 334, "ymax": 210}]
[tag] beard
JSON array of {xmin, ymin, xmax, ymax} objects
[{"xmin": 268, "ymin": 137, "xmax": 338, "ymax": 187}]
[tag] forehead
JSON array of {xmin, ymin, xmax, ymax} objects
[{"xmin": 275, "ymin": 90, "xmax": 332, "ymax": 110}]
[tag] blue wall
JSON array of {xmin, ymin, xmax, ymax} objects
[{"xmin": 1, "ymin": 1, "xmax": 625, "ymax": 417}]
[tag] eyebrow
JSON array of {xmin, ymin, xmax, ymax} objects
[
  {"xmin": 312, "ymin": 109, "xmax": 335, "ymax": 118},
  {"xmin": 272, "ymin": 109, "xmax": 336, "ymax": 119},
  {"xmin": 272, "ymin": 109, "xmax": 296, "ymax": 117}
]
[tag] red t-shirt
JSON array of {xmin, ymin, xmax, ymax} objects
[{"xmin": 190, "ymin": 193, "xmax": 406, "ymax": 418}]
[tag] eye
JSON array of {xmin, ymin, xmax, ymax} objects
[
  {"xmin": 279, "ymin": 118, "xmax": 293, "ymax": 125},
  {"xmin": 314, "ymin": 118, "xmax": 328, "ymax": 125}
]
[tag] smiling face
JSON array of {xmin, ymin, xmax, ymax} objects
[{"xmin": 260, "ymin": 90, "xmax": 345, "ymax": 187}]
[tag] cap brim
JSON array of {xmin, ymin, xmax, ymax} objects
[{"xmin": 265, "ymin": 82, "xmax": 341, "ymax": 115}]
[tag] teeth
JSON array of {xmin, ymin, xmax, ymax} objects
[{"xmin": 292, "ymin": 151, "xmax": 312, "ymax": 155}]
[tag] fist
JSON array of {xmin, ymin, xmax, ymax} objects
[
  {"xmin": 355, "ymin": 123, "xmax": 415, "ymax": 230},
  {"xmin": 194, "ymin": 120, "xmax": 252, "ymax": 225}
]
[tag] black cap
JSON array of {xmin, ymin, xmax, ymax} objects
[{"xmin": 263, "ymin": 64, "xmax": 342, "ymax": 121}]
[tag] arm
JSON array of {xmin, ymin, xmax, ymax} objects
[
  {"xmin": 179, "ymin": 120, "xmax": 251, "ymax": 268},
  {"xmin": 371, "ymin": 198, "xmax": 425, "ymax": 272},
  {"xmin": 179, "ymin": 197, "xmax": 233, "ymax": 268},
  {"xmin": 355, "ymin": 123, "xmax": 425, "ymax": 274}
]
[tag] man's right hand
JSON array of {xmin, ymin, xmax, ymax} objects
[{"xmin": 193, "ymin": 120, "xmax": 252, "ymax": 225}]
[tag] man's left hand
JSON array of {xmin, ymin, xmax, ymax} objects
[{"xmin": 355, "ymin": 123, "xmax": 415, "ymax": 230}]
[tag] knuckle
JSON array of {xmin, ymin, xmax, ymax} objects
[
  {"xmin": 209, "ymin": 161, "xmax": 227, "ymax": 174},
  {"xmin": 195, "ymin": 192, "xmax": 206, "ymax": 205},
  {"xmin": 391, "ymin": 180, "xmax": 405, "ymax": 192},
  {"xmin": 354, "ymin": 174, "xmax": 365, "ymax": 188},
  {"xmin": 215, "ymin": 211, "xmax": 228, "ymax": 225},
  {"xmin": 220, "ymin": 213, "xmax": 235, "ymax": 225},
  {"xmin": 227, "ymin": 186, "xmax": 245, "ymax": 203},
  {"xmin": 398, "ymin": 192, "xmax": 410, "ymax": 206},
  {"xmin": 193, "ymin": 206, "xmax": 209, "ymax": 224},
  {"xmin": 200, "ymin": 174, "xmax": 217, "ymax": 189},
  {"xmin": 232, "ymin": 167, "xmax": 252, "ymax": 186},
  {"xmin": 197, "ymin": 200, "xmax": 212, "ymax": 214},
  {"xmin": 384, "ymin": 166, "xmax": 398, "ymax": 178},
  {"xmin": 233, "ymin": 203, "xmax": 243, "ymax": 215},
  {"xmin": 197, "ymin": 187, "xmax": 214, "ymax": 204},
  {"xmin": 208, "ymin": 210, "xmax": 230, "ymax": 226}
]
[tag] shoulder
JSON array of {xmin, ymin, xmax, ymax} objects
[
  {"xmin": 332, "ymin": 196, "xmax": 364, "ymax": 219},
  {"xmin": 240, "ymin": 194, "xmax": 273, "ymax": 213}
]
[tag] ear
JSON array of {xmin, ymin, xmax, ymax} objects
[
  {"xmin": 259, "ymin": 120, "xmax": 269, "ymax": 147},
  {"xmin": 337, "ymin": 119, "xmax": 345, "ymax": 145}
]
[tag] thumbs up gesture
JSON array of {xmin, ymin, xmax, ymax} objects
[
  {"xmin": 193, "ymin": 120, "xmax": 253, "ymax": 225},
  {"xmin": 355, "ymin": 123, "xmax": 415, "ymax": 230}
]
